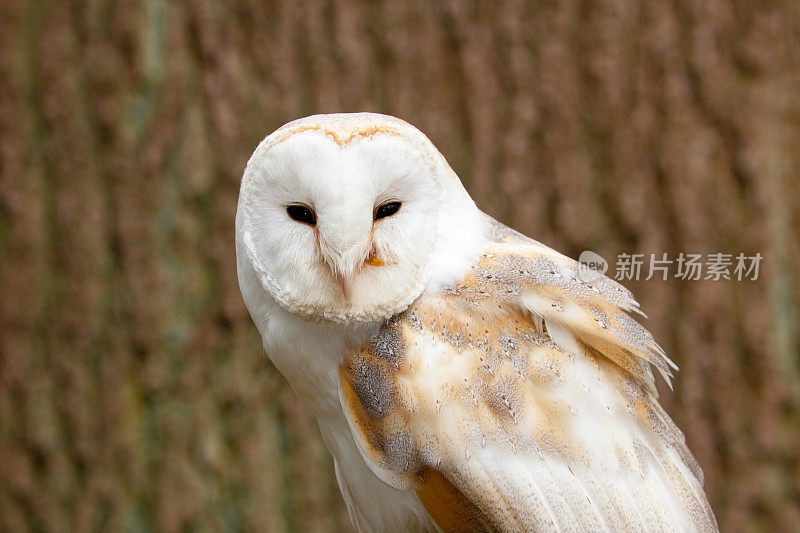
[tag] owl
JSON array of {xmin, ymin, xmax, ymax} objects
[{"xmin": 236, "ymin": 113, "xmax": 717, "ymax": 532}]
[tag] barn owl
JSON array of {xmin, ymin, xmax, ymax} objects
[{"xmin": 235, "ymin": 113, "xmax": 717, "ymax": 532}]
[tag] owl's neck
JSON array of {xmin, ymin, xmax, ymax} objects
[
  {"xmin": 263, "ymin": 304, "xmax": 378, "ymax": 417},
  {"xmin": 262, "ymin": 300, "xmax": 438, "ymax": 532}
]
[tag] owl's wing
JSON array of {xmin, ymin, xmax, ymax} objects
[{"xmin": 339, "ymin": 219, "xmax": 717, "ymax": 532}]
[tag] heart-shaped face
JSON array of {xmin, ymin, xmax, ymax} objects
[{"xmin": 237, "ymin": 113, "xmax": 452, "ymax": 323}]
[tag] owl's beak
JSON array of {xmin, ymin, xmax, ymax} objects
[
  {"xmin": 322, "ymin": 242, "xmax": 368, "ymax": 302},
  {"xmin": 335, "ymin": 250, "xmax": 387, "ymax": 301},
  {"xmin": 318, "ymin": 218, "xmax": 380, "ymax": 302},
  {"xmin": 337, "ymin": 274, "xmax": 354, "ymax": 301}
]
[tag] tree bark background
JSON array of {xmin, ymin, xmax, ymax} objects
[{"xmin": 1, "ymin": 1, "xmax": 799, "ymax": 531}]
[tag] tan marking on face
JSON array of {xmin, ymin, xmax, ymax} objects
[
  {"xmin": 365, "ymin": 252, "xmax": 385, "ymax": 267},
  {"xmin": 270, "ymin": 124, "xmax": 406, "ymax": 148},
  {"xmin": 363, "ymin": 227, "xmax": 386, "ymax": 268}
]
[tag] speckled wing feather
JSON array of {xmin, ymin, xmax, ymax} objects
[{"xmin": 339, "ymin": 218, "xmax": 717, "ymax": 532}]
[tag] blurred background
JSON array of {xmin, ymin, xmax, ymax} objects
[{"xmin": 1, "ymin": 1, "xmax": 799, "ymax": 531}]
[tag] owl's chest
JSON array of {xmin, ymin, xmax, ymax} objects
[{"xmin": 263, "ymin": 310, "xmax": 432, "ymax": 530}]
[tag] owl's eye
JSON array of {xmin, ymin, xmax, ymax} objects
[
  {"xmin": 374, "ymin": 201, "xmax": 401, "ymax": 221},
  {"xmin": 286, "ymin": 204, "xmax": 316, "ymax": 226}
]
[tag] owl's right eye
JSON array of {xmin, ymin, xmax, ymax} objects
[{"xmin": 286, "ymin": 204, "xmax": 316, "ymax": 226}]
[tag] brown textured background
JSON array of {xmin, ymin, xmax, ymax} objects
[{"xmin": 1, "ymin": 1, "xmax": 799, "ymax": 531}]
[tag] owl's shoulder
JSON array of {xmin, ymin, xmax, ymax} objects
[{"xmin": 337, "ymin": 219, "xmax": 716, "ymax": 531}]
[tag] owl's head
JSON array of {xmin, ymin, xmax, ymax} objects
[{"xmin": 236, "ymin": 113, "xmax": 483, "ymax": 324}]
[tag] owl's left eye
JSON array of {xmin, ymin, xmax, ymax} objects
[
  {"xmin": 374, "ymin": 201, "xmax": 402, "ymax": 220},
  {"xmin": 286, "ymin": 204, "xmax": 316, "ymax": 225}
]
